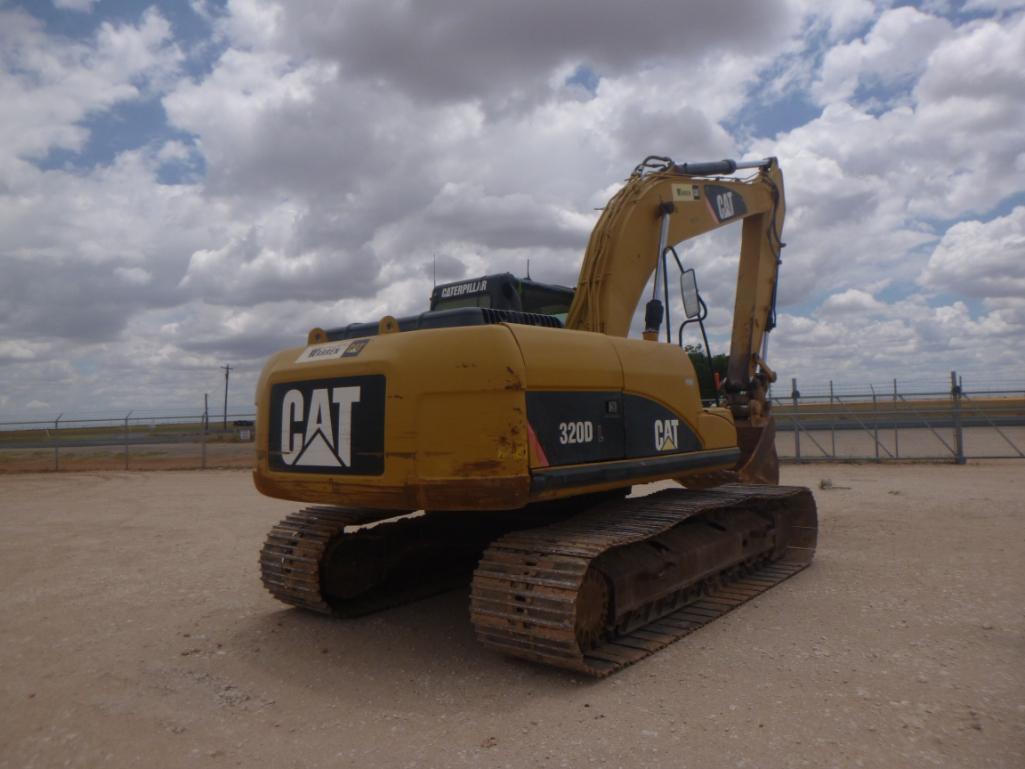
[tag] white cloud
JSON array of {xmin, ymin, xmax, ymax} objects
[
  {"xmin": 920, "ymin": 206, "xmax": 1025, "ymax": 298},
  {"xmin": 53, "ymin": 0, "xmax": 97, "ymax": 11},
  {"xmin": 813, "ymin": 7, "xmax": 953, "ymax": 107},
  {"xmin": 0, "ymin": 340, "xmax": 49, "ymax": 362},
  {"xmin": 277, "ymin": 0, "xmax": 802, "ymax": 107},
  {"xmin": 217, "ymin": 0, "xmax": 285, "ymax": 49},
  {"xmin": 789, "ymin": 0, "xmax": 877, "ymax": 41},
  {"xmin": 115, "ymin": 266, "xmax": 153, "ymax": 285},
  {"xmin": 819, "ymin": 288, "xmax": 886, "ymax": 314},
  {"xmin": 0, "ymin": 145, "xmax": 225, "ymax": 344},
  {"xmin": 2, "ymin": 0, "xmax": 1025, "ymax": 417},
  {"xmin": 188, "ymin": 1, "xmax": 215, "ymax": 22},
  {"xmin": 749, "ymin": 9, "xmax": 1025, "ymax": 310},
  {"xmin": 771, "ymin": 292, "xmax": 1023, "ymax": 384},
  {"xmin": 963, "ymin": 0, "xmax": 1025, "ymax": 10},
  {"xmin": 916, "ymin": 12, "xmax": 1025, "ymax": 107},
  {"xmin": 0, "ymin": 7, "xmax": 182, "ymax": 165}
]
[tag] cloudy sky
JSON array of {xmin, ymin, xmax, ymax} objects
[{"xmin": 2, "ymin": 0, "xmax": 1023, "ymax": 420}]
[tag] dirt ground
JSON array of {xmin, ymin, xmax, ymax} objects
[
  {"xmin": 0, "ymin": 442, "xmax": 254, "ymax": 473},
  {"xmin": 1, "ymin": 464, "xmax": 1022, "ymax": 769}
]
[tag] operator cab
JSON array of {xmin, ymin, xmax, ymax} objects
[
  {"xmin": 318, "ymin": 272, "xmax": 575, "ymax": 343},
  {"xmin": 431, "ymin": 273, "xmax": 575, "ymax": 323}
]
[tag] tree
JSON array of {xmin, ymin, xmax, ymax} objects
[{"xmin": 684, "ymin": 344, "xmax": 728, "ymax": 402}]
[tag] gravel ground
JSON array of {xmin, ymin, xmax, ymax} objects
[{"xmin": 0, "ymin": 463, "xmax": 1022, "ymax": 769}]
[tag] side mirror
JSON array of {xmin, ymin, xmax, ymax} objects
[{"xmin": 680, "ymin": 269, "xmax": 701, "ymax": 319}]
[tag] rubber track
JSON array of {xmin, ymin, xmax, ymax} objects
[
  {"xmin": 259, "ymin": 506, "xmax": 432, "ymax": 617},
  {"xmin": 469, "ymin": 484, "xmax": 817, "ymax": 677}
]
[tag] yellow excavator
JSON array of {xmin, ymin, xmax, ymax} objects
[{"xmin": 254, "ymin": 156, "xmax": 817, "ymax": 676}]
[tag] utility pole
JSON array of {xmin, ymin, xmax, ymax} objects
[
  {"xmin": 222, "ymin": 365, "xmax": 232, "ymax": 431},
  {"xmin": 202, "ymin": 393, "xmax": 209, "ymax": 470}
]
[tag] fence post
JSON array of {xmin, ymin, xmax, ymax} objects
[
  {"xmin": 54, "ymin": 413, "xmax": 62, "ymax": 471},
  {"xmin": 791, "ymin": 377, "xmax": 801, "ymax": 463},
  {"xmin": 893, "ymin": 378, "xmax": 899, "ymax": 459},
  {"xmin": 202, "ymin": 394, "xmax": 208, "ymax": 470},
  {"xmin": 870, "ymin": 384, "xmax": 879, "ymax": 462},
  {"xmin": 951, "ymin": 371, "xmax": 965, "ymax": 465},
  {"xmin": 124, "ymin": 410, "xmax": 133, "ymax": 471},
  {"xmin": 829, "ymin": 380, "xmax": 836, "ymax": 458}
]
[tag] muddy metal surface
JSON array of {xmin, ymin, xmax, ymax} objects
[{"xmin": 0, "ymin": 465, "xmax": 1022, "ymax": 768}]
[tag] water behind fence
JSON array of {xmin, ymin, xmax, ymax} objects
[{"xmin": 1, "ymin": 370, "xmax": 1022, "ymax": 472}]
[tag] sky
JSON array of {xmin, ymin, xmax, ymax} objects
[{"xmin": 1, "ymin": 0, "xmax": 1024, "ymax": 420}]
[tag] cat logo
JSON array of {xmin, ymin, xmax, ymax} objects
[
  {"xmin": 654, "ymin": 418, "xmax": 680, "ymax": 452},
  {"xmin": 279, "ymin": 386, "xmax": 361, "ymax": 467},
  {"xmin": 269, "ymin": 375, "xmax": 385, "ymax": 475},
  {"xmin": 715, "ymin": 192, "xmax": 735, "ymax": 220},
  {"xmin": 343, "ymin": 339, "xmax": 369, "ymax": 357},
  {"xmin": 704, "ymin": 184, "xmax": 748, "ymax": 223}
]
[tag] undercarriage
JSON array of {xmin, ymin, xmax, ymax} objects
[{"xmin": 259, "ymin": 484, "xmax": 817, "ymax": 675}]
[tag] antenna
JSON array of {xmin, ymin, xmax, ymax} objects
[{"xmin": 526, "ymin": 257, "xmax": 531, "ymax": 280}]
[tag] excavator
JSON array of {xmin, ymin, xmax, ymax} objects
[{"xmin": 254, "ymin": 155, "xmax": 818, "ymax": 676}]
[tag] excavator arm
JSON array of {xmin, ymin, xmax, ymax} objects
[
  {"xmin": 566, "ymin": 156, "xmax": 786, "ymax": 481},
  {"xmin": 567, "ymin": 157, "xmax": 784, "ymax": 377}
]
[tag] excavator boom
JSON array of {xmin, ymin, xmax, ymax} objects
[
  {"xmin": 568, "ymin": 157, "xmax": 784, "ymax": 384},
  {"xmin": 569, "ymin": 156, "xmax": 785, "ymax": 482}
]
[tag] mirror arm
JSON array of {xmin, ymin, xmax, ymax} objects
[
  {"xmin": 677, "ymin": 295, "xmax": 719, "ymax": 406},
  {"xmin": 669, "ymin": 248, "xmax": 719, "ymax": 405},
  {"xmin": 697, "ymin": 298, "xmax": 719, "ymax": 406}
]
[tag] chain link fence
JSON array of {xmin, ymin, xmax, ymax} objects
[
  {"xmin": 1, "ymin": 370, "xmax": 1022, "ymax": 472},
  {"xmin": 0, "ymin": 410, "xmax": 256, "ymax": 472},
  {"xmin": 771, "ymin": 370, "xmax": 1024, "ymax": 463}
]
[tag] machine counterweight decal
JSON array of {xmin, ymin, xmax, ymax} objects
[
  {"xmin": 269, "ymin": 375, "xmax": 385, "ymax": 475},
  {"xmin": 654, "ymin": 418, "xmax": 680, "ymax": 451},
  {"xmin": 623, "ymin": 394, "xmax": 701, "ymax": 456},
  {"xmin": 526, "ymin": 391, "xmax": 701, "ymax": 466}
]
